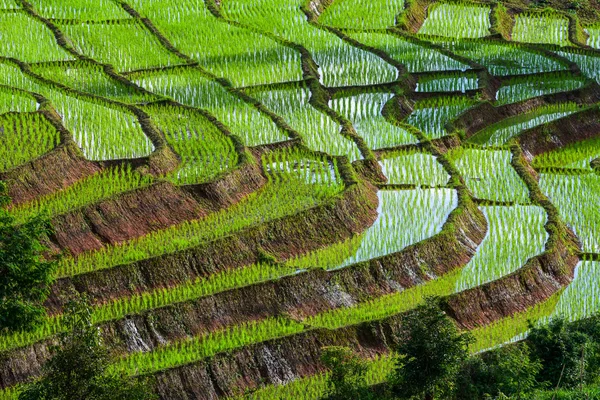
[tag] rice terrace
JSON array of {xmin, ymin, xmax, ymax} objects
[{"xmin": 1, "ymin": 0, "xmax": 600, "ymax": 398}]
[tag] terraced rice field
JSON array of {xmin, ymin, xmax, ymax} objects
[{"xmin": 0, "ymin": 0, "xmax": 599, "ymax": 399}]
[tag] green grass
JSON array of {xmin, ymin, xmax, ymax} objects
[
  {"xmin": 130, "ymin": 0, "xmax": 303, "ymax": 87},
  {"xmin": 0, "ymin": 112, "xmax": 60, "ymax": 173},
  {"xmin": 495, "ymin": 73, "xmax": 587, "ymax": 105},
  {"xmin": 513, "ymin": 12, "xmax": 571, "ymax": 47},
  {"xmin": 133, "ymin": 67, "xmax": 288, "ymax": 146},
  {"xmin": 348, "ymin": 31, "xmax": 470, "ymax": 73},
  {"xmin": 220, "ymin": 0, "xmax": 398, "ymax": 87},
  {"xmin": 254, "ymin": 87, "xmax": 362, "ymax": 161},
  {"xmin": 329, "ymin": 92, "xmax": 418, "ymax": 149},
  {"xmin": 29, "ymin": 0, "xmax": 130, "ymax": 20},
  {"xmin": 144, "ymin": 104, "xmax": 238, "ymax": 185},
  {"xmin": 418, "ymin": 2, "xmax": 491, "ymax": 39},
  {"xmin": 468, "ymin": 103, "xmax": 580, "ymax": 146},
  {"xmin": 447, "ymin": 148, "xmax": 530, "ymax": 203},
  {"xmin": 318, "ymin": 0, "xmax": 405, "ymax": 29},
  {"xmin": 0, "ymin": 12, "xmax": 72, "ymax": 62},
  {"xmin": 379, "ymin": 150, "xmax": 449, "ymax": 186},
  {"xmin": 455, "ymin": 206, "xmax": 548, "ymax": 292},
  {"xmin": 60, "ymin": 20, "xmax": 182, "ymax": 72}
]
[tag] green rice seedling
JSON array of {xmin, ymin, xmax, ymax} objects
[
  {"xmin": 379, "ymin": 150, "xmax": 450, "ymax": 186},
  {"xmin": 512, "ymin": 12, "xmax": 571, "ymax": 47},
  {"xmin": 110, "ymin": 317, "xmax": 305, "ymax": 376},
  {"xmin": 495, "ymin": 73, "xmax": 587, "ymax": 105},
  {"xmin": 29, "ymin": 0, "xmax": 130, "ymax": 20},
  {"xmin": 0, "ymin": 12, "xmax": 72, "ymax": 62},
  {"xmin": 9, "ymin": 165, "xmax": 154, "ymax": 223},
  {"xmin": 254, "ymin": 87, "xmax": 362, "ymax": 161},
  {"xmin": 555, "ymin": 49, "xmax": 600, "ymax": 84},
  {"xmin": 434, "ymin": 39, "xmax": 569, "ymax": 76},
  {"xmin": 56, "ymin": 150, "xmax": 344, "ymax": 277},
  {"xmin": 329, "ymin": 92, "xmax": 418, "ymax": 149},
  {"xmin": 347, "ymin": 31, "xmax": 470, "ymax": 73},
  {"xmin": 236, "ymin": 355, "xmax": 395, "ymax": 400},
  {"xmin": 145, "ymin": 105, "xmax": 238, "ymax": 185},
  {"xmin": 540, "ymin": 173, "xmax": 600, "ymax": 253},
  {"xmin": 586, "ymin": 26, "xmax": 600, "ymax": 49},
  {"xmin": 469, "ymin": 292, "xmax": 561, "ymax": 353},
  {"xmin": 60, "ymin": 20, "xmax": 182, "ymax": 72},
  {"xmin": 447, "ymin": 148, "xmax": 530, "ymax": 203},
  {"xmin": 318, "ymin": 0, "xmax": 405, "ymax": 29},
  {"xmin": 533, "ymin": 136, "xmax": 600, "ymax": 170},
  {"xmin": 469, "ymin": 103, "xmax": 580, "ymax": 146},
  {"xmin": 0, "ymin": 0, "xmax": 17, "ymax": 9},
  {"xmin": 133, "ymin": 68, "xmax": 287, "ymax": 146},
  {"xmin": 0, "ymin": 112, "xmax": 60, "ymax": 172},
  {"xmin": 220, "ymin": 0, "xmax": 397, "ymax": 87},
  {"xmin": 405, "ymin": 96, "xmax": 478, "ymax": 139},
  {"xmin": 552, "ymin": 261, "xmax": 600, "ymax": 322},
  {"xmin": 455, "ymin": 206, "xmax": 548, "ymax": 291},
  {"xmin": 0, "ymin": 387, "xmax": 19, "ymax": 400},
  {"xmin": 52, "ymin": 92, "xmax": 154, "ymax": 160},
  {"xmin": 418, "ymin": 2, "xmax": 491, "ymax": 39},
  {"xmin": 286, "ymin": 189, "xmax": 458, "ymax": 271},
  {"xmin": 0, "ymin": 87, "xmax": 37, "ymax": 113},
  {"xmin": 129, "ymin": 0, "xmax": 303, "ymax": 87},
  {"xmin": 416, "ymin": 71, "xmax": 480, "ymax": 93},
  {"xmin": 31, "ymin": 62, "xmax": 158, "ymax": 104}
]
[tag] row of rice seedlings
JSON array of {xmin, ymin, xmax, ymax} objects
[
  {"xmin": 145, "ymin": 105, "xmax": 238, "ymax": 185},
  {"xmin": 30, "ymin": 62, "xmax": 158, "ymax": 104},
  {"xmin": 512, "ymin": 12, "xmax": 571, "ymax": 47},
  {"xmin": 9, "ymin": 165, "xmax": 154, "ymax": 224},
  {"xmin": 468, "ymin": 102, "xmax": 581, "ymax": 146},
  {"xmin": 555, "ymin": 49, "xmax": 600, "ymax": 84},
  {"xmin": 286, "ymin": 188, "xmax": 458, "ymax": 271},
  {"xmin": 59, "ymin": 20, "xmax": 182, "ymax": 73},
  {"xmin": 434, "ymin": 39, "xmax": 569, "ymax": 76},
  {"xmin": 254, "ymin": 87, "xmax": 362, "ymax": 161},
  {"xmin": 539, "ymin": 173, "xmax": 600, "ymax": 253},
  {"xmin": 329, "ymin": 92, "xmax": 418, "ymax": 149},
  {"xmin": 29, "ymin": 0, "xmax": 130, "ymax": 20},
  {"xmin": 0, "ymin": 112, "xmax": 60, "ymax": 172},
  {"xmin": 551, "ymin": 260, "xmax": 600, "ymax": 322},
  {"xmin": 133, "ymin": 68, "xmax": 287, "ymax": 146},
  {"xmin": 318, "ymin": 0, "xmax": 404, "ymax": 30},
  {"xmin": 236, "ymin": 355, "xmax": 396, "ymax": 400},
  {"xmin": 52, "ymin": 91, "xmax": 154, "ymax": 160},
  {"xmin": 586, "ymin": 26, "xmax": 600, "ymax": 49},
  {"xmin": 447, "ymin": 148, "xmax": 530, "ymax": 203},
  {"xmin": 533, "ymin": 136, "xmax": 600, "ymax": 171},
  {"xmin": 418, "ymin": 2, "xmax": 491, "ymax": 39},
  {"xmin": 455, "ymin": 206, "xmax": 548, "ymax": 292},
  {"xmin": 0, "ymin": 261, "xmax": 305, "ymax": 352},
  {"xmin": 415, "ymin": 71, "xmax": 480, "ymax": 93},
  {"xmin": 346, "ymin": 31, "xmax": 470, "ymax": 73},
  {"xmin": 495, "ymin": 73, "xmax": 587, "ymax": 105},
  {"xmin": 405, "ymin": 96, "xmax": 478, "ymax": 139},
  {"xmin": 379, "ymin": 150, "xmax": 450, "ymax": 186},
  {"xmin": 110, "ymin": 317, "xmax": 305, "ymax": 376},
  {"xmin": 0, "ymin": 87, "xmax": 38, "ymax": 113},
  {"xmin": 0, "ymin": 12, "xmax": 72, "ymax": 62},
  {"xmin": 220, "ymin": 0, "xmax": 397, "ymax": 87},
  {"xmin": 129, "ymin": 0, "xmax": 303, "ymax": 87},
  {"xmin": 56, "ymin": 151, "xmax": 345, "ymax": 278},
  {"xmin": 0, "ymin": 0, "xmax": 17, "ymax": 9}
]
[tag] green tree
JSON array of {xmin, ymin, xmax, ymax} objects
[
  {"xmin": 456, "ymin": 342, "xmax": 542, "ymax": 399},
  {"xmin": 0, "ymin": 181, "xmax": 56, "ymax": 332},
  {"xmin": 389, "ymin": 297, "xmax": 473, "ymax": 400},
  {"xmin": 19, "ymin": 296, "xmax": 157, "ymax": 400},
  {"xmin": 321, "ymin": 346, "xmax": 375, "ymax": 400}
]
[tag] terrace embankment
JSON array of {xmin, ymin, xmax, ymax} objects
[
  {"xmin": 47, "ymin": 159, "xmax": 266, "ymax": 257},
  {"xmin": 517, "ymin": 107, "xmax": 600, "ymax": 159},
  {"xmin": 0, "ymin": 184, "xmax": 486, "ymax": 390},
  {"xmin": 449, "ymin": 83, "xmax": 600, "ymax": 138}
]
